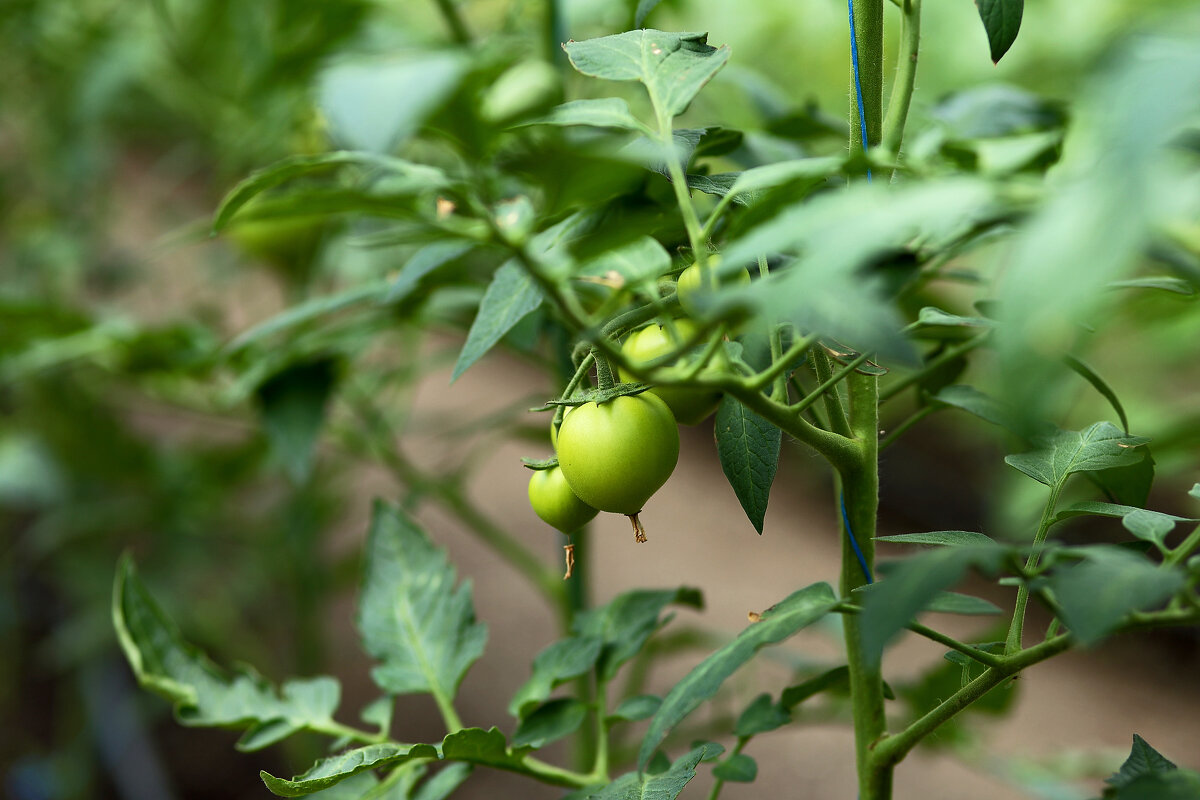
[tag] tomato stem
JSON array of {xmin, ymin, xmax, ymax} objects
[{"xmin": 627, "ymin": 513, "xmax": 648, "ymax": 543}]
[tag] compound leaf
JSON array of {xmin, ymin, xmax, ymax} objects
[
  {"xmin": 260, "ymin": 743, "xmax": 438, "ymax": 797},
  {"xmin": 112, "ymin": 556, "xmax": 342, "ymax": 747},
  {"xmin": 638, "ymin": 583, "xmax": 836, "ymax": 768},
  {"xmin": 357, "ymin": 502, "xmax": 487, "ymax": 700}
]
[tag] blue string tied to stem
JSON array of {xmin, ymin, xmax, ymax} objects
[{"xmin": 841, "ymin": 493, "xmax": 874, "ymax": 584}]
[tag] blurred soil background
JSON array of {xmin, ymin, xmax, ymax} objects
[{"xmin": 3, "ymin": 1, "xmax": 1199, "ymax": 799}]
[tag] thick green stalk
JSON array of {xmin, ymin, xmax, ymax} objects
[
  {"xmin": 850, "ymin": 0, "xmax": 885, "ymax": 153},
  {"xmin": 840, "ymin": 370, "xmax": 892, "ymax": 800}
]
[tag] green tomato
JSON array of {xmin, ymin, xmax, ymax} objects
[
  {"xmin": 549, "ymin": 405, "xmax": 573, "ymax": 449},
  {"xmin": 676, "ymin": 258, "xmax": 752, "ymax": 318},
  {"xmin": 528, "ymin": 466, "xmax": 598, "ymax": 534},
  {"xmin": 556, "ymin": 393, "xmax": 679, "ymax": 516},
  {"xmin": 618, "ymin": 320, "xmax": 722, "ymax": 425}
]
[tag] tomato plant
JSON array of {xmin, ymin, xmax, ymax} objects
[{"xmin": 9, "ymin": 0, "xmax": 1197, "ymax": 798}]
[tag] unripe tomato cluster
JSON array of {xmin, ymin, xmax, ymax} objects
[{"xmin": 527, "ymin": 254, "xmax": 752, "ymax": 547}]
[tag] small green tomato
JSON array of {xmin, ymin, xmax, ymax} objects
[
  {"xmin": 676, "ymin": 257, "xmax": 752, "ymax": 318},
  {"xmin": 618, "ymin": 320, "xmax": 722, "ymax": 425},
  {"xmin": 528, "ymin": 466, "xmax": 597, "ymax": 534},
  {"xmin": 556, "ymin": 393, "xmax": 679, "ymax": 540}
]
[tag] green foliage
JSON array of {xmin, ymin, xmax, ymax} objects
[
  {"xmin": 563, "ymin": 31, "xmax": 731, "ymax": 119},
  {"xmin": 358, "ymin": 502, "xmax": 487, "ymax": 700},
  {"xmin": 713, "ymin": 395, "xmax": 780, "ymax": 533},
  {"xmin": 638, "ymin": 583, "xmax": 837, "ymax": 768},
  {"xmin": 974, "ymin": 0, "xmax": 1025, "ymax": 63}
]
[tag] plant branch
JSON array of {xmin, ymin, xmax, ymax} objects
[
  {"xmin": 812, "ymin": 349, "xmax": 853, "ymax": 437},
  {"xmin": 1005, "ymin": 484, "xmax": 1063, "ymax": 654},
  {"xmin": 879, "ymin": 404, "xmax": 937, "ymax": 451},
  {"xmin": 879, "ymin": 332, "xmax": 990, "ymax": 404},
  {"xmin": 881, "ymin": 0, "xmax": 922, "ymax": 158},
  {"xmin": 431, "ymin": 0, "xmax": 472, "ymax": 45}
]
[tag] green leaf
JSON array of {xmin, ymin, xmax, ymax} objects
[
  {"xmin": 256, "ymin": 357, "xmax": 341, "ymax": 483},
  {"xmin": 934, "ymin": 385, "xmax": 1031, "ymax": 436},
  {"xmin": 1005, "ymin": 423, "xmax": 1150, "ymax": 489},
  {"xmin": 925, "ymin": 591, "xmax": 1003, "ymax": 616},
  {"xmin": 1049, "ymin": 550, "xmax": 1185, "ymax": 646},
  {"xmin": 213, "ymin": 152, "xmax": 446, "ymax": 232},
  {"xmin": 592, "ymin": 745, "xmax": 711, "ymax": 800},
  {"xmin": 910, "ymin": 307, "xmax": 996, "ymax": 331},
  {"xmin": 724, "ymin": 157, "xmax": 841, "ymax": 202},
  {"xmin": 260, "ymin": 743, "xmax": 438, "ymax": 797},
  {"xmin": 722, "ymin": 180, "xmax": 996, "ymax": 364},
  {"xmin": 1122, "ymin": 509, "xmax": 1177, "ymax": 550},
  {"xmin": 1107, "ymin": 735, "xmax": 1177, "ymax": 788},
  {"xmin": 734, "ymin": 693, "xmax": 790, "ymax": 737},
  {"xmin": 608, "ymin": 695, "xmax": 662, "ymax": 723},
  {"xmin": 714, "ymin": 396, "xmax": 781, "ymax": 534},
  {"xmin": 359, "ymin": 696, "xmax": 393, "ymax": 738},
  {"xmin": 357, "ymin": 502, "xmax": 487, "ymax": 699},
  {"xmin": 531, "ymin": 98, "xmax": 648, "ymax": 132},
  {"xmin": 876, "ymin": 530, "xmax": 997, "ymax": 547},
  {"xmin": 563, "ymin": 31, "xmax": 731, "ymax": 118},
  {"xmin": 1064, "ymin": 356, "xmax": 1129, "ymax": 434},
  {"xmin": 859, "ymin": 545, "xmax": 1007, "ymax": 664},
  {"xmin": 1108, "ymin": 277, "xmax": 1198, "ymax": 296},
  {"xmin": 112, "ymin": 556, "xmax": 342, "ymax": 742},
  {"xmin": 512, "ymin": 698, "xmax": 588, "ymax": 748},
  {"xmin": 1192, "ymin": 484, "xmax": 1200, "ymax": 502},
  {"xmin": 1104, "ymin": 772, "xmax": 1200, "ymax": 800},
  {"xmin": 712, "ymin": 753, "xmax": 758, "ymax": 783},
  {"xmin": 508, "ymin": 636, "xmax": 604, "ymax": 717},
  {"xmin": 411, "ymin": 763, "xmax": 473, "ymax": 800},
  {"xmin": 780, "ymin": 666, "xmax": 850, "ymax": 710},
  {"xmin": 572, "ymin": 587, "xmax": 704, "ymax": 681},
  {"xmin": 385, "ymin": 242, "xmax": 474, "ymax": 303},
  {"xmin": 1054, "ymin": 501, "xmax": 1194, "ymax": 531},
  {"xmin": 228, "ymin": 283, "xmax": 390, "ymax": 351},
  {"xmin": 578, "ymin": 236, "xmax": 671, "ymax": 285},
  {"xmin": 451, "ymin": 261, "xmax": 544, "ymax": 382},
  {"xmin": 638, "ymin": 583, "xmax": 837, "ymax": 768},
  {"xmin": 1090, "ymin": 449, "xmax": 1156, "ymax": 509},
  {"xmin": 975, "ymin": 0, "xmax": 1024, "ymax": 64},
  {"xmin": 441, "ymin": 727, "xmax": 535, "ymax": 773}
]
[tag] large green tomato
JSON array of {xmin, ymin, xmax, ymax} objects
[
  {"xmin": 676, "ymin": 258, "xmax": 752, "ymax": 318},
  {"xmin": 618, "ymin": 321, "xmax": 722, "ymax": 425},
  {"xmin": 556, "ymin": 394, "xmax": 679, "ymax": 517},
  {"xmin": 528, "ymin": 466, "xmax": 598, "ymax": 534}
]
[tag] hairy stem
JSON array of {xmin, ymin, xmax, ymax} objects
[
  {"xmin": 1006, "ymin": 485, "xmax": 1062, "ymax": 654},
  {"xmin": 881, "ymin": 0, "xmax": 922, "ymax": 157},
  {"xmin": 840, "ymin": 370, "xmax": 892, "ymax": 800}
]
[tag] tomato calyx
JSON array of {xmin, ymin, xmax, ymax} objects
[{"xmin": 533, "ymin": 382, "xmax": 654, "ymax": 412}]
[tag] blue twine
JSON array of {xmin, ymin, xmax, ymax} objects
[
  {"xmin": 846, "ymin": 0, "xmax": 873, "ymax": 182},
  {"xmin": 841, "ymin": 493, "xmax": 874, "ymax": 584}
]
